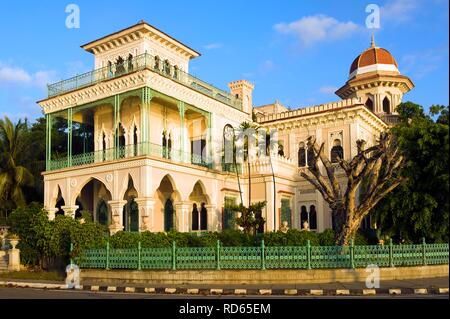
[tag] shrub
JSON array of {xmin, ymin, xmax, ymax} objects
[
  {"xmin": 318, "ymin": 229, "xmax": 335, "ymax": 246},
  {"xmin": 263, "ymin": 229, "xmax": 320, "ymax": 246}
]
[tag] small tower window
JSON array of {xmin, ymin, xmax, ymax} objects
[
  {"xmin": 127, "ymin": 54, "xmax": 133, "ymax": 71},
  {"xmin": 154, "ymin": 56, "xmax": 160, "ymax": 70},
  {"xmin": 307, "ymin": 147, "xmax": 315, "ymax": 168},
  {"xmin": 330, "ymin": 139, "xmax": 343, "ymax": 163},
  {"xmin": 298, "ymin": 142, "xmax": 306, "ymax": 167},
  {"xmin": 173, "ymin": 65, "xmax": 178, "ymax": 79},
  {"xmin": 383, "ymin": 97, "xmax": 390, "ymax": 113},
  {"xmin": 365, "ymin": 97, "xmax": 374, "ymax": 112}
]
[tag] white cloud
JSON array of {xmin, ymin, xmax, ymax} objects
[
  {"xmin": 274, "ymin": 15, "xmax": 360, "ymax": 47},
  {"xmin": 381, "ymin": 0, "xmax": 420, "ymax": 24},
  {"xmin": 203, "ymin": 43, "xmax": 223, "ymax": 50},
  {"xmin": 0, "ymin": 66, "xmax": 32, "ymax": 84},
  {"xmin": 0, "ymin": 63, "xmax": 56, "ymax": 88},
  {"xmin": 401, "ymin": 47, "xmax": 447, "ymax": 79},
  {"xmin": 318, "ymin": 86, "xmax": 338, "ymax": 94}
]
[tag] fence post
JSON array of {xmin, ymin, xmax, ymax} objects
[
  {"xmin": 138, "ymin": 241, "xmax": 142, "ymax": 270},
  {"xmin": 350, "ymin": 239, "xmax": 355, "ymax": 269},
  {"xmin": 389, "ymin": 239, "xmax": 394, "ymax": 267},
  {"xmin": 172, "ymin": 241, "xmax": 177, "ymax": 271},
  {"xmin": 216, "ymin": 240, "xmax": 221, "ymax": 270},
  {"xmin": 422, "ymin": 237, "xmax": 427, "ymax": 266},
  {"xmin": 306, "ymin": 240, "xmax": 311, "ymax": 270},
  {"xmin": 261, "ymin": 240, "xmax": 266, "ymax": 270},
  {"xmin": 70, "ymin": 243, "xmax": 73, "ymax": 265},
  {"xmin": 106, "ymin": 241, "xmax": 110, "ymax": 270}
]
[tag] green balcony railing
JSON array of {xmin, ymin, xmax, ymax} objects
[
  {"xmin": 47, "ymin": 53, "xmax": 243, "ymax": 110},
  {"xmin": 73, "ymin": 240, "xmax": 449, "ymax": 270},
  {"xmin": 48, "ymin": 142, "xmax": 213, "ymax": 171}
]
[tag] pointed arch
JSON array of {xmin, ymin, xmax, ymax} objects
[
  {"xmin": 383, "ymin": 96, "xmax": 391, "ymax": 113},
  {"xmin": 365, "ymin": 97, "xmax": 374, "ymax": 112},
  {"xmin": 72, "ymin": 176, "xmax": 112, "ymax": 206}
]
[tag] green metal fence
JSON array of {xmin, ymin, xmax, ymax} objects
[{"xmin": 73, "ymin": 239, "xmax": 449, "ymax": 270}]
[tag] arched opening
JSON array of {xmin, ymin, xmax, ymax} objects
[
  {"xmin": 330, "ymin": 139, "xmax": 344, "ymax": 163},
  {"xmin": 173, "ymin": 65, "xmax": 178, "ymax": 79},
  {"xmin": 278, "ymin": 144, "xmax": 284, "ymax": 157},
  {"xmin": 55, "ymin": 187, "xmax": 65, "ymax": 217},
  {"xmin": 298, "ymin": 142, "xmax": 306, "ymax": 167},
  {"xmin": 164, "ymin": 59, "xmax": 171, "ymax": 76},
  {"xmin": 75, "ymin": 178, "xmax": 112, "ymax": 224},
  {"xmin": 116, "ymin": 56, "xmax": 125, "ymax": 75},
  {"xmin": 154, "ymin": 56, "xmax": 160, "ymax": 70},
  {"xmin": 223, "ymin": 124, "xmax": 236, "ymax": 172},
  {"xmin": 102, "ymin": 132, "xmax": 107, "ymax": 161},
  {"xmin": 189, "ymin": 181, "xmax": 209, "ymax": 231},
  {"xmin": 307, "ymin": 147, "xmax": 315, "ymax": 168},
  {"xmin": 383, "ymin": 96, "xmax": 390, "ymax": 113},
  {"xmin": 167, "ymin": 133, "xmax": 172, "ymax": 159},
  {"xmin": 162, "ymin": 131, "xmax": 168, "ymax": 158},
  {"xmin": 156, "ymin": 175, "xmax": 178, "ymax": 232},
  {"xmin": 127, "ymin": 53, "xmax": 133, "ymax": 72},
  {"xmin": 117, "ymin": 123, "xmax": 126, "ymax": 158},
  {"xmin": 365, "ymin": 97, "xmax": 374, "ymax": 112},
  {"xmin": 309, "ymin": 205, "xmax": 317, "ymax": 230},
  {"xmin": 300, "ymin": 206, "xmax": 308, "ymax": 229},
  {"xmin": 133, "ymin": 125, "xmax": 138, "ymax": 156},
  {"xmin": 122, "ymin": 175, "xmax": 139, "ymax": 232}
]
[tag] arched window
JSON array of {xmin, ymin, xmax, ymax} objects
[
  {"xmin": 298, "ymin": 142, "xmax": 306, "ymax": 167},
  {"xmin": 117, "ymin": 123, "xmax": 126, "ymax": 158},
  {"xmin": 383, "ymin": 96, "xmax": 390, "ymax": 113},
  {"xmin": 154, "ymin": 56, "xmax": 160, "ymax": 70},
  {"xmin": 167, "ymin": 133, "xmax": 172, "ymax": 159},
  {"xmin": 330, "ymin": 139, "xmax": 344, "ymax": 163},
  {"xmin": 102, "ymin": 132, "xmax": 106, "ymax": 161},
  {"xmin": 223, "ymin": 125, "xmax": 235, "ymax": 172},
  {"xmin": 162, "ymin": 131, "xmax": 168, "ymax": 158},
  {"xmin": 200, "ymin": 203, "xmax": 208, "ymax": 231},
  {"xmin": 307, "ymin": 147, "xmax": 315, "ymax": 168},
  {"xmin": 164, "ymin": 198, "xmax": 174, "ymax": 231},
  {"xmin": 173, "ymin": 65, "xmax": 178, "ymax": 79},
  {"xmin": 300, "ymin": 206, "xmax": 308, "ymax": 228},
  {"xmin": 192, "ymin": 203, "xmax": 199, "ymax": 231},
  {"xmin": 265, "ymin": 132, "xmax": 271, "ymax": 156},
  {"xmin": 127, "ymin": 54, "xmax": 133, "ymax": 71},
  {"xmin": 133, "ymin": 126, "xmax": 138, "ymax": 156},
  {"xmin": 278, "ymin": 144, "xmax": 284, "ymax": 157},
  {"xmin": 309, "ymin": 205, "xmax": 317, "ymax": 230},
  {"xmin": 116, "ymin": 56, "xmax": 125, "ymax": 75},
  {"xmin": 365, "ymin": 97, "xmax": 374, "ymax": 112},
  {"xmin": 164, "ymin": 59, "xmax": 171, "ymax": 76}
]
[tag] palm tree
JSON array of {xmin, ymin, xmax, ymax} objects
[
  {"xmin": 0, "ymin": 116, "xmax": 34, "ymax": 215},
  {"xmin": 239, "ymin": 121, "xmax": 259, "ymax": 205}
]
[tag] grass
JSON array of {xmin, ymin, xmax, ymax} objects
[{"xmin": 0, "ymin": 270, "xmax": 65, "ymax": 282}]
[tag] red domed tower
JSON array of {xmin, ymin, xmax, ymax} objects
[{"xmin": 335, "ymin": 35, "xmax": 414, "ymax": 125}]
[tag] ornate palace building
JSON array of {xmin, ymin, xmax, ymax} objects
[{"xmin": 38, "ymin": 22, "xmax": 414, "ymax": 234}]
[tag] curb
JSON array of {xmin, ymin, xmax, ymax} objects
[{"xmin": 1, "ymin": 281, "xmax": 448, "ymax": 296}]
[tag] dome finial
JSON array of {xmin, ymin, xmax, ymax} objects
[{"xmin": 371, "ymin": 32, "xmax": 376, "ymax": 48}]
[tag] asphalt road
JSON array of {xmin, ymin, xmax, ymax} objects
[{"xmin": 0, "ymin": 287, "xmax": 448, "ymax": 299}]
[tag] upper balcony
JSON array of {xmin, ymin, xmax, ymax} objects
[{"xmin": 46, "ymin": 53, "xmax": 243, "ymax": 111}]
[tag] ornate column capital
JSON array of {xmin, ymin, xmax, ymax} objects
[
  {"xmin": 45, "ymin": 208, "xmax": 59, "ymax": 221},
  {"xmin": 107, "ymin": 200, "xmax": 126, "ymax": 235},
  {"xmin": 135, "ymin": 197, "xmax": 156, "ymax": 232},
  {"xmin": 61, "ymin": 205, "xmax": 79, "ymax": 219}
]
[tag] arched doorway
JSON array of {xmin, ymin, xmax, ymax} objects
[
  {"xmin": 123, "ymin": 175, "xmax": 139, "ymax": 232},
  {"xmin": 75, "ymin": 178, "xmax": 112, "ymax": 224},
  {"xmin": 164, "ymin": 198, "xmax": 174, "ymax": 231},
  {"xmin": 189, "ymin": 181, "xmax": 209, "ymax": 231},
  {"xmin": 155, "ymin": 175, "xmax": 179, "ymax": 232}
]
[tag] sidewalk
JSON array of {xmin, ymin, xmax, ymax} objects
[{"xmin": 1, "ymin": 276, "xmax": 448, "ymax": 296}]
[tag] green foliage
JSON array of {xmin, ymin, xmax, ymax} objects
[
  {"xmin": 263, "ymin": 229, "xmax": 320, "ymax": 246},
  {"xmin": 7, "ymin": 203, "xmax": 105, "ymax": 269},
  {"xmin": 229, "ymin": 201, "xmax": 266, "ymax": 235},
  {"xmin": 318, "ymin": 229, "xmax": 336, "ymax": 246},
  {"xmin": 373, "ymin": 102, "xmax": 449, "ymax": 243}
]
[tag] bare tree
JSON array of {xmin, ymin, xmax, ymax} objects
[{"xmin": 300, "ymin": 132, "xmax": 404, "ymax": 246}]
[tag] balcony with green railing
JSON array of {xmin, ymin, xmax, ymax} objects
[
  {"xmin": 47, "ymin": 142, "xmax": 213, "ymax": 171},
  {"xmin": 46, "ymin": 53, "xmax": 243, "ymax": 110}
]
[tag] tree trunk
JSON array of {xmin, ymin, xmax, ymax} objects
[{"xmin": 336, "ymin": 218, "xmax": 360, "ymax": 246}]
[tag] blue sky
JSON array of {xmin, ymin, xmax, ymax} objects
[{"xmin": 0, "ymin": 0, "xmax": 448, "ymax": 121}]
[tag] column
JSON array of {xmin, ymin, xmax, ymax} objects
[
  {"xmin": 113, "ymin": 94, "xmax": 119, "ymax": 159},
  {"xmin": 45, "ymin": 113, "xmax": 52, "ymax": 171},
  {"xmin": 67, "ymin": 108, "xmax": 73, "ymax": 167},
  {"xmin": 46, "ymin": 207, "xmax": 58, "ymax": 221},
  {"xmin": 135, "ymin": 197, "xmax": 155, "ymax": 232},
  {"xmin": 108, "ymin": 200, "xmax": 126, "ymax": 235},
  {"xmin": 205, "ymin": 204, "xmax": 218, "ymax": 231},
  {"xmin": 207, "ymin": 112, "xmax": 212, "ymax": 168},
  {"xmin": 174, "ymin": 202, "xmax": 190, "ymax": 232},
  {"xmin": 140, "ymin": 87, "xmax": 152, "ymax": 155},
  {"xmin": 178, "ymin": 101, "xmax": 186, "ymax": 162},
  {"xmin": 61, "ymin": 205, "xmax": 79, "ymax": 219}
]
